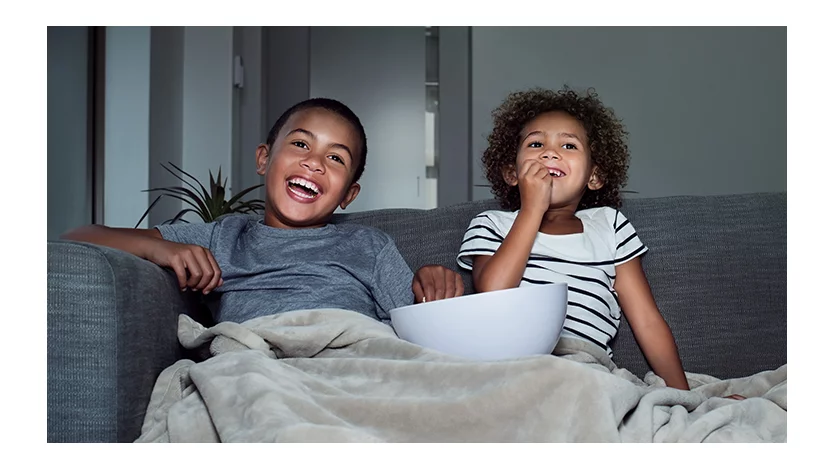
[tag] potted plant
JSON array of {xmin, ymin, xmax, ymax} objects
[{"xmin": 135, "ymin": 162, "xmax": 264, "ymax": 228}]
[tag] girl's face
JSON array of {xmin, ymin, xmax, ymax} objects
[{"xmin": 509, "ymin": 111, "xmax": 602, "ymax": 209}]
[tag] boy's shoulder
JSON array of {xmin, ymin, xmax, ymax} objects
[
  {"xmin": 332, "ymin": 222, "xmax": 396, "ymax": 248},
  {"xmin": 212, "ymin": 213, "xmax": 260, "ymax": 233}
]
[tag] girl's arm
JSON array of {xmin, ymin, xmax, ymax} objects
[
  {"xmin": 614, "ymin": 257, "xmax": 689, "ymax": 390},
  {"xmin": 471, "ymin": 209, "xmax": 542, "ymax": 292},
  {"xmin": 472, "ymin": 160, "xmax": 553, "ymax": 292}
]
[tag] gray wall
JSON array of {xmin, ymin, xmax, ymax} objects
[
  {"xmin": 233, "ymin": 27, "xmax": 267, "ymax": 201},
  {"xmin": 181, "ymin": 26, "xmax": 234, "ymax": 203},
  {"xmin": 264, "ymin": 27, "xmax": 310, "ymax": 135},
  {"xmin": 47, "ymin": 27, "xmax": 90, "ymax": 240},
  {"xmin": 103, "ymin": 26, "xmax": 151, "ymax": 228},
  {"xmin": 309, "ymin": 27, "xmax": 427, "ymax": 212},
  {"xmin": 438, "ymin": 27, "xmax": 472, "ymax": 207},
  {"xmin": 148, "ymin": 27, "xmax": 184, "ymax": 227},
  {"xmin": 470, "ymin": 27, "xmax": 787, "ymax": 200}
]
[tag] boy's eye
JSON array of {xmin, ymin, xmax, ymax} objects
[
  {"xmin": 328, "ymin": 155, "xmax": 345, "ymax": 165},
  {"xmin": 291, "ymin": 141, "xmax": 309, "ymax": 149}
]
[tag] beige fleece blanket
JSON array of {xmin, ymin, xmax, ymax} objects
[{"xmin": 136, "ymin": 309, "xmax": 787, "ymax": 443}]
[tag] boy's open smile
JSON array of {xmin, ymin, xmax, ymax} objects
[{"xmin": 286, "ymin": 175, "xmax": 323, "ymax": 202}]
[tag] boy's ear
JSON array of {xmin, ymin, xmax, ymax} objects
[
  {"xmin": 339, "ymin": 183, "xmax": 361, "ymax": 210},
  {"xmin": 256, "ymin": 144, "xmax": 270, "ymax": 175},
  {"xmin": 502, "ymin": 164, "xmax": 519, "ymax": 187},
  {"xmin": 588, "ymin": 167, "xmax": 604, "ymax": 191}
]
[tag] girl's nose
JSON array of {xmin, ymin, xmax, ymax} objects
[{"xmin": 540, "ymin": 151, "xmax": 561, "ymax": 160}]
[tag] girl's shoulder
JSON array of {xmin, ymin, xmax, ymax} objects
[
  {"xmin": 576, "ymin": 206, "xmax": 630, "ymax": 232},
  {"xmin": 468, "ymin": 209, "xmax": 518, "ymax": 228},
  {"xmin": 577, "ymin": 205, "xmax": 617, "ymax": 219}
]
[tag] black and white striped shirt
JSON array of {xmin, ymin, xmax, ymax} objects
[{"xmin": 456, "ymin": 207, "xmax": 648, "ymax": 357}]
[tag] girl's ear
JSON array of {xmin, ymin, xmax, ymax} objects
[
  {"xmin": 588, "ymin": 167, "xmax": 604, "ymax": 190},
  {"xmin": 502, "ymin": 164, "xmax": 519, "ymax": 187}
]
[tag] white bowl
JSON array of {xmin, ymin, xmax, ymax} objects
[{"xmin": 389, "ymin": 283, "xmax": 568, "ymax": 361}]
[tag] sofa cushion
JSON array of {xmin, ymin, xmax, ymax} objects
[{"xmin": 615, "ymin": 192, "xmax": 786, "ymax": 379}]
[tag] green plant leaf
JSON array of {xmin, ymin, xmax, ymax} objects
[
  {"xmin": 143, "ymin": 186, "xmax": 211, "ymax": 220},
  {"xmin": 221, "ymin": 183, "xmax": 264, "ymax": 213},
  {"xmin": 167, "ymin": 161, "xmax": 212, "ymax": 204},
  {"xmin": 134, "ymin": 194, "xmax": 163, "ymax": 229},
  {"xmin": 144, "ymin": 190, "xmax": 212, "ymax": 221},
  {"xmin": 139, "ymin": 163, "xmax": 265, "ymax": 224},
  {"xmin": 164, "ymin": 207, "xmax": 204, "ymax": 224},
  {"xmin": 160, "ymin": 162, "xmax": 205, "ymax": 201},
  {"xmin": 232, "ymin": 201, "xmax": 264, "ymax": 213}
]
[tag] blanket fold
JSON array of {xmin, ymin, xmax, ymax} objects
[{"xmin": 136, "ymin": 309, "xmax": 786, "ymax": 443}]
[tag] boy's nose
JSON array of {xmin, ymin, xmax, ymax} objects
[{"xmin": 300, "ymin": 155, "xmax": 325, "ymax": 174}]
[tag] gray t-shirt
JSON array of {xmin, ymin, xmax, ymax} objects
[{"xmin": 155, "ymin": 215, "xmax": 415, "ymax": 324}]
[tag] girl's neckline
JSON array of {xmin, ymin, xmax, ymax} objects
[
  {"xmin": 538, "ymin": 218, "xmax": 585, "ymax": 237},
  {"xmin": 512, "ymin": 210, "xmax": 586, "ymax": 236}
]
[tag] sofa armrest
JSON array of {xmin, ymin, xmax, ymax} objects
[{"xmin": 47, "ymin": 241, "xmax": 205, "ymax": 442}]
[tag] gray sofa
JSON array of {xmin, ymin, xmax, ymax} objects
[{"xmin": 47, "ymin": 192, "xmax": 787, "ymax": 443}]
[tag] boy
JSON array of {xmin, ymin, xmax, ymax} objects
[{"xmin": 63, "ymin": 98, "xmax": 463, "ymax": 325}]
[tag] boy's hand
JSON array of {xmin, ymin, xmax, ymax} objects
[
  {"xmin": 147, "ymin": 239, "xmax": 224, "ymax": 295},
  {"xmin": 517, "ymin": 159, "xmax": 553, "ymax": 216},
  {"xmin": 413, "ymin": 265, "xmax": 464, "ymax": 303}
]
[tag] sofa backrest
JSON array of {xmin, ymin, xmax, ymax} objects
[{"xmin": 332, "ymin": 192, "xmax": 787, "ymax": 380}]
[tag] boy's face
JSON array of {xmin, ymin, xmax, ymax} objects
[
  {"xmin": 504, "ymin": 111, "xmax": 602, "ymax": 208},
  {"xmin": 256, "ymin": 108, "xmax": 362, "ymax": 229}
]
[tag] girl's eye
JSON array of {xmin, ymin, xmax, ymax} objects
[
  {"xmin": 328, "ymin": 155, "xmax": 345, "ymax": 165},
  {"xmin": 291, "ymin": 141, "xmax": 308, "ymax": 149},
  {"xmin": 528, "ymin": 141, "xmax": 543, "ymax": 148},
  {"xmin": 562, "ymin": 143, "xmax": 577, "ymax": 150}
]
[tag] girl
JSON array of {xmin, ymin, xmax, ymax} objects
[{"xmin": 457, "ymin": 87, "xmax": 689, "ymax": 390}]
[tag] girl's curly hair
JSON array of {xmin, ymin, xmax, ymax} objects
[{"xmin": 482, "ymin": 86, "xmax": 630, "ymax": 211}]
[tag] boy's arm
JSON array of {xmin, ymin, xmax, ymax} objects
[
  {"xmin": 412, "ymin": 265, "xmax": 464, "ymax": 302},
  {"xmin": 61, "ymin": 225, "xmax": 163, "ymax": 259},
  {"xmin": 61, "ymin": 224, "xmax": 222, "ymax": 294},
  {"xmin": 614, "ymin": 257, "xmax": 689, "ymax": 390}
]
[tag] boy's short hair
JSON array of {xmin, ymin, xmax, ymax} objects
[{"xmin": 265, "ymin": 98, "xmax": 368, "ymax": 184}]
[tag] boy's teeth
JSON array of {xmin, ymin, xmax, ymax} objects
[
  {"xmin": 289, "ymin": 178, "xmax": 319, "ymax": 194},
  {"xmin": 291, "ymin": 187, "xmax": 315, "ymax": 198}
]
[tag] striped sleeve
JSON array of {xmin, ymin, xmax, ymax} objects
[
  {"xmin": 610, "ymin": 209, "xmax": 648, "ymax": 265},
  {"xmin": 456, "ymin": 211, "xmax": 506, "ymax": 271}
]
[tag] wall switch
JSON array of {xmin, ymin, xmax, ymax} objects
[{"xmin": 233, "ymin": 55, "xmax": 244, "ymax": 89}]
